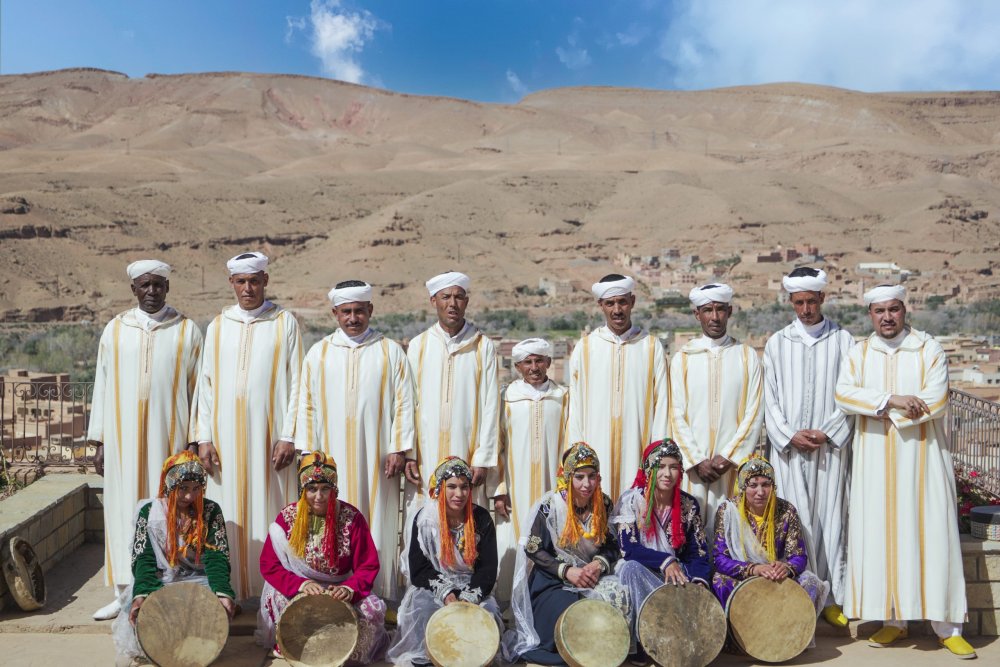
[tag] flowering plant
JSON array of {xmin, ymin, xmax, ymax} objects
[{"xmin": 954, "ymin": 462, "xmax": 1000, "ymax": 533}]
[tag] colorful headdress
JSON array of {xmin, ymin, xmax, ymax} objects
[
  {"xmin": 428, "ymin": 457, "xmax": 477, "ymax": 569},
  {"xmin": 428, "ymin": 456, "xmax": 474, "ymax": 498},
  {"xmin": 157, "ymin": 451, "xmax": 209, "ymax": 567},
  {"xmin": 734, "ymin": 454, "xmax": 778, "ymax": 562},
  {"xmin": 557, "ymin": 443, "xmax": 607, "ymax": 548},
  {"xmin": 631, "ymin": 440, "xmax": 686, "ymax": 549},
  {"xmin": 289, "ymin": 451, "xmax": 339, "ymax": 563}
]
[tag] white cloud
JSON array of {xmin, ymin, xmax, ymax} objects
[
  {"xmin": 616, "ymin": 24, "xmax": 648, "ymax": 47},
  {"xmin": 556, "ymin": 17, "xmax": 592, "ymax": 70},
  {"xmin": 506, "ymin": 69, "xmax": 528, "ymax": 96},
  {"xmin": 659, "ymin": 0, "xmax": 1000, "ymax": 91},
  {"xmin": 287, "ymin": 0, "xmax": 383, "ymax": 84}
]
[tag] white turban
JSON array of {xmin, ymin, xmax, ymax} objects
[
  {"xmin": 328, "ymin": 282, "xmax": 373, "ymax": 306},
  {"xmin": 782, "ymin": 268, "xmax": 828, "ymax": 294},
  {"xmin": 226, "ymin": 251, "xmax": 268, "ymax": 276},
  {"xmin": 863, "ymin": 284, "xmax": 906, "ymax": 307},
  {"xmin": 126, "ymin": 259, "xmax": 171, "ymax": 280},
  {"xmin": 591, "ymin": 276, "xmax": 635, "ymax": 300},
  {"xmin": 512, "ymin": 338, "xmax": 553, "ymax": 363},
  {"xmin": 426, "ymin": 271, "xmax": 471, "ymax": 296},
  {"xmin": 689, "ymin": 283, "xmax": 734, "ymax": 307}
]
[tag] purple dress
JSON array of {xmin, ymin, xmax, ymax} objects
[{"xmin": 710, "ymin": 497, "xmax": 826, "ymax": 611}]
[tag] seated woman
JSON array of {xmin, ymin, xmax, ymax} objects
[
  {"xmin": 711, "ymin": 455, "xmax": 828, "ymax": 614},
  {"xmin": 612, "ymin": 439, "xmax": 711, "ymax": 611},
  {"xmin": 111, "ymin": 451, "xmax": 235, "ymax": 664},
  {"xmin": 257, "ymin": 451, "xmax": 388, "ymax": 664},
  {"xmin": 387, "ymin": 456, "xmax": 501, "ymax": 667},
  {"xmin": 503, "ymin": 442, "xmax": 631, "ymax": 666}
]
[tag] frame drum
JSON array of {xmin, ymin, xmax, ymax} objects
[
  {"xmin": 725, "ymin": 577, "xmax": 816, "ymax": 663},
  {"xmin": 425, "ymin": 601, "xmax": 500, "ymax": 667},
  {"xmin": 638, "ymin": 584, "xmax": 726, "ymax": 667},
  {"xmin": 135, "ymin": 582, "xmax": 229, "ymax": 667},
  {"xmin": 277, "ymin": 593, "xmax": 359, "ymax": 667},
  {"xmin": 554, "ymin": 598, "xmax": 630, "ymax": 667}
]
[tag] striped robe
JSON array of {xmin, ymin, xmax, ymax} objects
[
  {"xmin": 567, "ymin": 326, "xmax": 670, "ymax": 495},
  {"xmin": 406, "ymin": 322, "xmax": 500, "ymax": 506},
  {"xmin": 763, "ymin": 319, "xmax": 854, "ymax": 605},
  {"xmin": 835, "ymin": 329, "xmax": 966, "ymax": 624},
  {"xmin": 669, "ymin": 336, "xmax": 763, "ymax": 534},
  {"xmin": 88, "ymin": 307, "xmax": 202, "ymax": 587},
  {"xmin": 195, "ymin": 302, "xmax": 302, "ymax": 599},
  {"xmin": 294, "ymin": 328, "xmax": 415, "ymax": 600}
]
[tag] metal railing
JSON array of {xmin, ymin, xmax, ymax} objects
[
  {"xmin": 1, "ymin": 380, "xmax": 94, "ymax": 466},
  {"xmin": 949, "ymin": 388, "xmax": 1000, "ymax": 498}
]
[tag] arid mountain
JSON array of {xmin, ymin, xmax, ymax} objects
[{"xmin": 1, "ymin": 68, "xmax": 998, "ymax": 323}]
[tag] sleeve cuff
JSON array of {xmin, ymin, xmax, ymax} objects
[
  {"xmin": 558, "ymin": 563, "xmax": 570, "ymax": 581},
  {"xmin": 593, "ymin": 556, "xmax": 611, "ymax": 574},
  {"xmin": 659, "ymin": 556, "xmax": 678, "ymax": 572},
  {"xmin": 875, "ymin": 394, "xmax": 891, "ymax": 415}
]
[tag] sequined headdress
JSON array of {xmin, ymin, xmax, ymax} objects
[
  {"xmin": 734, "ymin": 453, "xmax": 778, "ymax": 562},
  {"xmin": 156, "ymin": 451, "xmax": 209, "ymax": 567},
  {"xmin": 631, "ymin": 439, "xmax": 686, "ymax": 549},
  {"xmin": 289, "ymin": 451, "xmax": 340, "ymax": 563},
  {"xmin": 557, "ymin": 443, "xmax": 607, "ymax": 548},
  {"xmin": 428, "ymin": 456, "xmax": 477, "ymax": 569}
]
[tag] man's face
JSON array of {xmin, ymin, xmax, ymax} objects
[
  {"xmin": 694, "ymin": 302, "xmax": 732, "ymax": 339},
  {"xmin": 229, "ymin": 272, "xmax": 268, "ymax": 310},
  {"xmin": 598, "ymin": 294, "xmax": 635, "ymax": 334},
  {"xmin": 130, "ymin": 274, "xmax": 169, "ymax": 314},
  {"xmin": 333, "ymin": 301, "xmax": 373, "ymax": 337},
  {"xmin": 515, "ymin": 354, "xmax": 551, "ymax": 385},
  {"xmin": 430, "ymin": 287, "xmax": 469, "ymax": 330},
  {"xmin": 868, "ymin": 300, "xmax": 906, "ymax": 339},
  {"xmin": 789, "ymin": 291, "xmax": 825, "ymax": 326}
]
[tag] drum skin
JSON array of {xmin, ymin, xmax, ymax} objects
[
  {"xmin": 425, "ymin": 601, "xmax": 500, "ymax": 667},
  {"xmin": 136, "ymin": 582, "xmax": 229, "ymax": 667},
  {"xmin": 726, "ymin": 577, "xmax": 816, "ymax": 663},
  {"xmin": 277, "ymin": 594, "xmax": 359, "ymax": 667},
  {"xmin": 554, "ymin": 598, "xmax": 630, "ymax": 667},
  {"xmin": 638, "ymin": 584, "xmax": 726, "ymax": 667}
]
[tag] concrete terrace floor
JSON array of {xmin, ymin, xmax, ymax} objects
[{"xmin": 0, "ymin": 543, "xmax": 997, "ymax": 667}]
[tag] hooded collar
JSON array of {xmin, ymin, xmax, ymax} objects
[
  {"xmin": 330, "ymin": 327, "xmax": 383, "ymax": 348},
  {"xmin": 681, "ymin": 333, "xmax": 736, "ymax": 354},
  {"xmin": 120, "ymin": 305, "xmax": 182, "ymax": 331},
  {"xmin": 593, "ymin": 325, "xmax": 647, "ymax": 345},
  {"xmin": 221, "ymin": 300, "xmax": 281, "ymax": 324},
  {"xmin": 505, "ymin": 378, "xmax": 567, "ymax": 403},
  {"xmin": 868, "ymin": 327, "xmax": 927, "ymax": 354},
  {"xmin": 430, "ymin": 321, "xmax": 481, "ymax": 354},
  {"xmin": 781, "ymin": 318, "xmax": 838, "ymax": 347}
]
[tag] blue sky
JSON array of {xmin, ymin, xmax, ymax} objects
[{"xmin": 3, "ymin": 1, "xmax": 999, "ymax": 102}]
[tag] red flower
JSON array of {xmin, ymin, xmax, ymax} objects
[{"xmin": 969, "ymin": 470, "xmax": 980, "ymax": 479}]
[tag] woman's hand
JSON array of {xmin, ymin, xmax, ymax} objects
[
  {"xmin": 566, "ymin": 566, "xmax": 599, "ymax": 589},
  {"xmin": 301, "ymin": 581, "xmax": 326, "ymax": 595},
  {"xmin": 444, "ymin": 592, "xmax": 459, "ymax": 605},
  {"xmin": 753, "ymin": 563, "xmax": 790, "ymax": 581},
  {"xmin": 663, "ymin": 562, "xmax": 689, "ymax": 586},
  {"xmin": 219, "ymin": 596, "xmax": 236, "ymax": 619},
  {"xmin": 329, "ymin": 586, "xmax": 353, "ymax": 602},
  {"xmin": 128, "ymin": 597, "xmax": 144, "ymax": 626}
]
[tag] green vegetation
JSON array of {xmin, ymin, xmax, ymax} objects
[{"xmin": 0, "ymin": 324, "xmax": 101, "ymax": 382}]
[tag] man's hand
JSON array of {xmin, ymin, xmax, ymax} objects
[
  {"xmin": 271, "ymin": 440, "xmax": 296, "ymax": 471},
  {"xmin": 444, "ymin": 592, "xmax": 459, "ymax": 605},
  {"xmin": 789, "ymin": 431, "xmax": 821, "ymax": 453},
  {"xmin": 694, "ymin": 460, "xmax": 720, "ymax": 483},
  {"xmin": 565, "ymin": 566, "xmax": 599, "ymax": 589},
  {"xmin": 219, "ymin": 596, "xmax": 236, "ymax": 619},
  {"xmin": 663, "ymin": 561, "xmax": 689, "ymax": 586},
  {"xmin": 92, "ymin": 443, "xmax": 104, "ymax": 476},
  {"xmin": 301, "ymin": 581, "xmax": 326, "ymax": 595},
  {"xmin": 384, "ymin": 452, "xmax": 405, "ymax": 478},
  {"xmin": 404, "ymin": 460, "xmax": 422, "ymax": 485},
  {"xmin": 887, "ymin": 394, "xmax": 930, "ymax": 420},
  {"xmin": 128, "ymin": 596, "xmax": 144, "ymax": 626},
  {"xmin": 710, "ymin": 455, "xmax": 734, "ymax": 475},
  {"xmin": 330, "ymin": 586, "xmax": 353, "ymax": 602},
  {"xmin": 198, "ymin": 442, "xmax": 221, "ymax": 474},
  {"xmin": 471, "ymin": 467, "xmax": 487, "ymax": 487},
  {"xmin": 493, "ymin": 495, "xmax": 511, "ymax": 520}
]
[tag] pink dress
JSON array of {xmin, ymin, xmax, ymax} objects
[{"xmin": 257, "ymin": 500, "xmax": 388, "ymax": 664}]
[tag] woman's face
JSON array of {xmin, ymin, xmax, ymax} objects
[
  {"xmin": 571, "ymin": 467, "xmax": 599, "ymax": 505},
  {"xmin": 444, "ymin": 476, "xmax": 471, "ymax": 513},
  {"xmin": 304, "ymin": 482, "xmax": 335, "ymax": 515},
  {"xmin": 654, "ymin": 457, "xmax": 682, "ymax": 495},
  {"xmin": 174, "ymin": 481, "xmax": 202, "ymax": 511},
  {"xmin": 745, "ymin": 476, "xmax": 773, "ymax": 513}
]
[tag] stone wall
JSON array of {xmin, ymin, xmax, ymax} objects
[
  {"xmin": 0, "ymin": 474, "xmax": 103, "ymax": 612},
  {"xmin": 963, "ymin": 534, "xmax": 1000, "ymax": 636}
]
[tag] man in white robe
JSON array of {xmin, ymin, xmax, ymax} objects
[
  {"xmin": 669, "ymin": 283, "xmax": 763, "ymax": 534},
  {"xmin": 763, "ymin": 267, "xmax": 855, "ymax": 628},
  {"xmin": 488, "ymin": 337, "xmax": 568, "ymax": 603},
  {"xmin": 89, "ymin": 259, "xmax": 203, "ymax": 619},
  {"xmin": 567, "ymin": 274, "xmax": 669, "ymax": 495},
  {"xmin": 406, "ymin": 271, "xmax": 500, "ymax": 506},
  {"xmin": 835, "ymin": 285, "xmax": 974, "ymax": 658},
  {"xmin": 295, "ymin": 280, "xmax": 417, "ymax": 601},
  {"xmin": 195, "ymin": 252, "xmax": 302, "ymax": 599}
]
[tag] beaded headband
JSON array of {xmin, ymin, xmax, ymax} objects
[
  {"xmin": 298, "ymin": 451, "xmax": 338, "ymax": 491},
  {"xmin": 428, "ymin": 456, "xmax": 473, "ymax": 498},
  {"xmin": 557, "ymin": 442, "xmax": 600, "ymax": 492},
  {"xmin": 736, "ymin": 454, "xmax": 774, "ymax": 492},
  {"xmin": 160, "ymin": 451, "xmax": 207, "ymax": 496}
]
